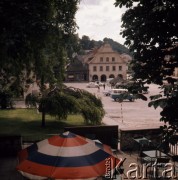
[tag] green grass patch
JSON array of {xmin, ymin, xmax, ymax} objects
[{"xmin": 0, "ymin": 109, "xmax": 85, "ymax": 137}]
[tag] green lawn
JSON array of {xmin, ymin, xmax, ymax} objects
[{"xmin": 0, "ymin": 109, "xmax": 85, "ymax": 137}]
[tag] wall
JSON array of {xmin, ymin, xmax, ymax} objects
[
  {"xmin": 120, "ymin": 128, "xmax": 162, "ymax": 151},
  {"xmin": 65, "ymin": 125, "xmax": 119, "ymax": 149},
  {"xmin": 0, "ymin": 135, "xmax": 22, "ymax": 156},
  {"xmin": 87, "ymin": 43, "xmax": 129, "ymax": 81}
]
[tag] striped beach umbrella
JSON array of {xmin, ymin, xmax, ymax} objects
[{"xmin": 16, "ymin": 131, "xmax": 121, "ymax": 180}]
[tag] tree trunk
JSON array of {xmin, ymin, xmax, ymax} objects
[{"xmin": 40, "ymin": 75, "xmax": 46, "ymax": 127}]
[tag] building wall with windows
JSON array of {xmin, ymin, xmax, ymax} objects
[{"xmin": 86, "ymin": 43, "xmax": 130, "ymax": 82}]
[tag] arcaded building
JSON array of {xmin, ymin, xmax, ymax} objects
[
  {"xmin": 65, "ymin": 43, "xmax": 132, "ymax": 82},
  {"xmin": 83, "ymin": 43, "xmax": 131, "ymax": 82}
]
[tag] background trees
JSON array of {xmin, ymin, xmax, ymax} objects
[
  {"xmin": 0, "ymin": 0, "xmax": 79, "ymax": 108},
  {"xmin": 115, "ymin": 0, "xmax": 178, "ymax": 141},
  {"xmin": 78, "ymin": 35, "xmax": 132, "ymax": 55}
]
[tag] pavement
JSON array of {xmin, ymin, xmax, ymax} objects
[
  {"xmin": 0, "ymin": 156, "xmax": 26, "ymax": 180},
  {"xmin": 65, "ymin": 83, "xmax": 165, "ymax": 130}
]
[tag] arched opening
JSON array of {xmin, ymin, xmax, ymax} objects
[
  {"xmin": 101, "ymin": 74, "xmax": 106, "ymax": 82},
  {"xmin": 118, "ymin": 74, "xmax": 123, "ymax": 79},
  {"xmin": 92, "ymin": 75, "xmax": 98, "ymax": 81},
  {"xmin": 109, "ymin": 74, "xmax": 115, "ymax": 78}
]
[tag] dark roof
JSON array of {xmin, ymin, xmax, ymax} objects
[{"xmin": 67, "ymin": 56, "xmax": 88, "ymax": 71}]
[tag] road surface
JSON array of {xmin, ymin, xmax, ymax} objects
[{"xmin": 65, "ymin": 82, "xmax": 165, "ymax": 130}]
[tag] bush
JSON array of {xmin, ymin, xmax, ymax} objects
[{"xmin": 0, "ymin": 90, "xmax": 13, "ymax": 109}]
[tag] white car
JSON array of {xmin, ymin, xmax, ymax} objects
[
  {"xmin": 86, "ymin": 82, "xmax": 99, "ymax": 88},
  {"xmin": 103, "ymin": 89, "xmax": 112, "ymax": 96},
  {"xmin": 95, "ymin": 81, "xmax": 104, "ymax": 86}
]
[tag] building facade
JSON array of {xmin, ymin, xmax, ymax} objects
[
  {"xmin": 84, "ymin": 43, "xmax": 131, "ymax": 82},
  {"xmin": 65, "ymin": 43, "xmax": 131, "ymax": 82}
]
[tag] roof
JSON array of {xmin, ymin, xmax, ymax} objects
[
  {"xmin": 97, "ymin": 43, "xmax": 115, "ymax": 53},
  {"xmin": 66, "ymin": 56, "xmax": 88, "ymax": 72},
  {"xmin": 78, "ymin": 42, "xmax": 132, "ymax": 65},
  {"xmin": 82, "ymin": 43, "xmax": 115, "ymax": 63}
]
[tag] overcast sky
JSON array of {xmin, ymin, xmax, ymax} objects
[{"xmin": 75, "ymin": 0, "xmax": 126, "ymax": 45}]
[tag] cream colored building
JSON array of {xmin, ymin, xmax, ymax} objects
[{"xmin": 83, "ymin": 43, "xmax": 131, "ymax": 82}]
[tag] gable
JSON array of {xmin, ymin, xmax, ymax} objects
[
  {"xmin": 82, "ymin": 43, "xmax": 130, "ymax": 65},
  {"xmin": 97, "ymin": 43, "xmax": 115, "ymax": 53}
]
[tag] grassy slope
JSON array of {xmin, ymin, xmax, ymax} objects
[{"xmin": 0, "ymin": 109, "xmax": 84, "ymax": 136}]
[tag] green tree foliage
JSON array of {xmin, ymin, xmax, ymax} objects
[
  {"xmin": 79, "ymin": 35, "xmax": 131, "ymax": 55},
  {"xmin": 80, "ymin": 35, "xmax": 92, "ymax": 50},
  {"xmin": 65, "ymin": 34, "xmax": 81, "ymax": 61},
  {"xmin": 25, "ymin": 86, "xmax": 105, "ymax": 127},
  {"xmin": 0, "ymin": 90, "xmax": 13, "ymax": 109},
  {"xmin": 115, "ymin": 0, "xmax": 178, "ymax": 143},
  {"xmin": 103, "ymin": 38, "xmax": 132, "ymax": 55},
  {"xmin": 79, "ymin": 35, "xmax": 102, "ymax": 53},
  {"xmin": 77, "ymin": 90, "xmax": 105, "ymax": 125},
  {"xmin": 0, "ymin": 0, "xmax": 79, "ymax": 106}
]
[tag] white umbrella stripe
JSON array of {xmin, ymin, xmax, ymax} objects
[{"xmin": 37, "ymin": 140, "xmax": 102, "ymax": 157}]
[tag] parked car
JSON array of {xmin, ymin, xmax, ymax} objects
[
  {"xmin": 95, "ymin": 81, "xmax": 104, "ymax": 86},
  {"xmin": 103, "ymin": 89, "xmax": 112, "ymax": 96},
  {"xmin": 110, "ymin": 89, "xmax": 135, "ymax": 102},
  {"xmin": 86, "ymin": 82, "xmax": 99, "ymax": 88}
]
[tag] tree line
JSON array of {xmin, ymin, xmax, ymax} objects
[{"xmin": 77, "ymin": 35, "xmax": 132, "ymax": 56}]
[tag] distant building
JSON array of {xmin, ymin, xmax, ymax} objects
[
  {"xmin": 65, "ymin": 42, "xmax": 132, "ymax": 82},
  {"xmin": 65, "ymin": 56, "xmax": 89, "ymax": 81}
]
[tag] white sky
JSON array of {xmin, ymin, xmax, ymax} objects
[{"xmin": 75, "ymin": 0, "xmax": 127, "ymax": 45}]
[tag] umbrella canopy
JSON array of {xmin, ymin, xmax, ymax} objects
[{"xmin": 17, "ymin": 131, "xmax": 121, "ymax": 180}]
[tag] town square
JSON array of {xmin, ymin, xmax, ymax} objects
[{"xmin": 0, "ymin": 0, "xmax": 178, "ymax": 179}]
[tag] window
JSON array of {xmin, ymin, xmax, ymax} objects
[
  {"xmin": 106, "ymin": 66, "xmax": 109, "ymax": 71},
  {"xmin": 93, "ymin": 66, "xmax": 97, "ymax": 72},
  {"xmin": 112, "ymin": 57, "xmax": 115, "ymax": 62},
  {"xmin": 106, "ymin": 57, "xmax": 109, "ymax": 62},
  {"xmin": 100, "ymin": 57, "xmax": 103, "ymax": 62},
  {"xmin": 119, "ymin": 66, "xmax": 122, "ymax": 71},
  {"xmin": 100, "ymin": 66, "xmax": 103, "ymax": 71},
  {"xmin": 112, "ymin": 66, "xmax": 116, "ymax": 71}
]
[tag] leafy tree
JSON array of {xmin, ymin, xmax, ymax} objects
[
  {"xmin": 0, "ymin": 90, "xmax": 13, "ymax": 109},
  {"xmin": 65, "ymin": 34, "xmax": 81, "ymax": 61},
  {"xmin": 0, "ymin": 0, "xmax": 79, "ymax": 107},
  {"xmin": 25, "ymin": 86, "xmax": 105, "ymax": 127},
  {"xmin": 115, "ymin": 0, "xmax": 178, "ymax": 143},
  {"xmin": 80, "ymin": 35, "xmax": 92, "ymax": 50},
  {"xmin": 79, "ymin": 35, "xmax": 131, "ymax": 55},
  {"xmin": 103, "ymin": 37, "xmax": 132, "ymax": 55},
  {"xmin": 79, "ymin": 35, "xmax": 103, "ymax": 53},
  {"xmin": 77, "ymin": 90, "xmax": 105, "ymax": 124}
]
